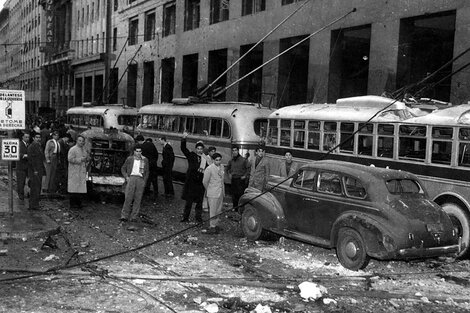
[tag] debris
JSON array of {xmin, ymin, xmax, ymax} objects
[
  {"xmin": 168, "ymin": 252, "xmax": 174, "ymax": 257},
  {"xmin": 389, "ymin": 299, "xmax": 400, "ymax": 308},
  {"xmin": 0, "ymin": 249, "xmax": 7, "ymax": 256},
  {"xmin": 42, "ymin": 236, "xmax": 58, "ymax": 249},
  {"xmin": 251, "ymin": 303, "xmax": 272, "ymax": 313},
  {"xmin": 298, "ymin": 281, "xmax": 327, "ymax": 301},
  {"xmin": 421, "ymin": 297, "xmax": 430, "ymax": 303},
  {"xmin": 132, "ymin": 279, "xmax": 145, "ymax": 285},
  {"xmin": 323, "ymin": 298, "xmax": 337, "ymax": 305},
  {"xmin": 200, "ymin": 302, "xmax": 219, "ymax": 313},
  {"xmin": 80, "ymin": 241, "xmax": 89, "ymax": 248},
  {"xmin": 43, "ymin": 254, "xmax": 59, "ymax": 261},
  {"xmin": 350, "ymin": 299, "xmax": 358, "ymax": 304},
  {"xmin": 193, "ymin": 297, "xmax": 202, "ymax": 304},
  {"xmin": 31, "ymin": 248, "xmax": 39, "ymax": 253}
]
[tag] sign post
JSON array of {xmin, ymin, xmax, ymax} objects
[{"xmin": 0, "ymin": 90, "xmax": 26, "ymax": 215}]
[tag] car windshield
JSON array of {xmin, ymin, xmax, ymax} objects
[{"xmin": 385, "ymin": 179, "xmax": 423, "ymax": 194}]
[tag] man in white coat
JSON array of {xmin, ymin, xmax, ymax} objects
[
  {"xmin": 202, "ymin": 153, "xmax": 224, "ymax": 234},
  {"xmin": 67, "ymin": 135, "xmax": 89, "ymax": 209}
]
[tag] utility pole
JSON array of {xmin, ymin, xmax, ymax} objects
[{"xmin": 104, "ymin": 0, "xmax": 112, "ymax": 104}]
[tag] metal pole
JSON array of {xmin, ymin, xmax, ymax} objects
[{"xmin": 7, "ymin": 130, "xmax": 13, "ymax": 215}]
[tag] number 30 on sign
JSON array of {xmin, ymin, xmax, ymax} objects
[{"xmin": 1, "ymin": 139, "xmax": 20, "ymax": 161}]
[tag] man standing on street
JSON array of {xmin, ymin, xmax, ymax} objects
[
  {"xmin": 202, "ymin": 153, "xmax": 225, "ymax": 234},
  {"xmin": 159, "ymin": 136, "xmax": 175, "ymax": 198},
  {"xmin": 226, "ymin": 145, "xmax": 250, "ymax": 212},
  {"xmin": 248, "ymin": 145, "xmax": 270, "ymax": 192},
  {"xmin": 16, "ymin": 132, "xmax": 30, "ymax": 205},
  {"xmin": 142, "ymin": 137, "xmax": 159, "ymax": 202},
  {"xmin": 44, "ymin": 131, "xmax": 60, "ymax": 193},
  {"xmin": 27, "ymin": 133, "xmax": 45, "ymax": 210},
  {"xmin": 180, "ymin": 131, "xmax": 205, "ymax": 223},
  {"xmin": 120, "ymin": 144, "xmax": 149, "ymax": 223},
  {"xmin": 68, "ymin": 135, "xmax": 89, "ymax": 209}
]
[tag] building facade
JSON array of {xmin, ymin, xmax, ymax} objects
[{"xmin": 0, "ymin": 0, "xmax": 469, "ymax": 115}]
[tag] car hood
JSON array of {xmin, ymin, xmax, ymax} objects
[{"xmin": 388, "ymin": 195, "xmax": 448, "ymax": 224}]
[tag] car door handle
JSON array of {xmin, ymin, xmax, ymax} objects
[{"xmin": 303, "ymin": 197, "xmax": 319, "ymax": 202}]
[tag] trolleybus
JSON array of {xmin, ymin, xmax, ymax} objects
[
  {"xmin": 136, "ymin": 98, "xmax": 273, "ymax": 182},
  {"xmin": 66, "ymin": 103, "xmax": 138, "ymax": 133},
  {"xmin": 265, "ymin": 95, "xmax": 470, "ymax": 258}
]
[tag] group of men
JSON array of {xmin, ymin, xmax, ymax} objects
[{"xmin": 16, "ymin": 129, "xmax": 87, "ymax": 211}]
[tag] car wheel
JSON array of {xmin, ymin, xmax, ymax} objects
[
  {"xmin": 241, "ymin": 204, "xmax": 265, "ymax": 241},
  {"xmin": 336, "ymin": 227, "xmax": 370, "ymax": 271},
  {"xmin": 441, "ymin": 202, "xmax": 470, "ymax": 259}
]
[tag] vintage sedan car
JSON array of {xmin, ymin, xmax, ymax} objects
[{"xmin": 239, "ymin": 160, "xmax": 461, "ymax": 270}]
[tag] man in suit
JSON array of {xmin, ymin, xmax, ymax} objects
[
  {"xmin": 159, "ymin": 136, "xmax": 175, "ymax": 198},
  {"xmin": 136, "ymin": 135, "xmax": 159, "ymax": 202},
  {"xmin": 28, "ymin": 133, "xmax": 46, "ymax": 210},
  {"xmin": 180, "ymin": 131, "xmax": 206, "ymax": 223},
  {"xmin": 44, "ymin": 131, "xmax": 61, "ymax": 193},
  {"xmin": 248, "ymin": 145, "xmax": 270, "ymax": 192},
  {"xmin": 16, "ymin": 132, "xmax": 30, "ymax": 204}
]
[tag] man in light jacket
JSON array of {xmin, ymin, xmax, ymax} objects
[
  {"xmin": 67, "ymin": 135, "xmax": 89, "ymax": 209},
  {"xmin": 120, "ymin": 144, "xmax": 149, "ymax": 223},
  {"xmin": 202, "ymin": 153, "xmax": 224, "ymax": 234}
]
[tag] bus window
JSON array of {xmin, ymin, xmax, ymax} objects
[
  {"xmin": 210, "ymin": 118, "xmax": 223, "ymax": 137},
  {"xmin": 293, "ymin": 120, "xmax": 305, "ymax": 148},
  {"xmin": 194, "ymin": 117, "xmax": 210, "ymax": 135},
  {"xmin": 178, "ymin": 117, "xmax": 186, "ymax": 133},
  {"xmin": 340, "ymin": 123, "xmax": 354, "ymax": 154},
  {"xmin": 162, "ymin": 115, "xmax": 178, "ymax": 132},
  {"xmin": 358, "ymin": 123, "xmax": 373, "ymax": 156},
  {"xmin": 254, "ymin": 119, "xmax": 268, "ymax": 138},
  {"xmin": 431, "ymin": 127, "xmax": 453, "ymax": 165},
  {"xmin": 280, "ymin": 119, "xmax": 291, "ymax": 147},
  {"xmin": 378, "ymin": 124, "xmax": 394, "ymax": 158},
  {"xmin": 307, "ymin": 121, "xmax": 320, "ymax": 150},
  {"xmin": 118, "ymin": 115, "xmax": 136, "ymax": 126},
  {"xmin": 399, "ymin": 125, "xmax": 426, "ymax": 161},
  {"xmin": 268, "ymin": 120, "xmax": 278, "ymax": 145},
  {"xmin": 222, "ymin": 120, "xmax": 231, "ymax": 138},
  {"xmin": 458, "ymin": 128, "xmax": 470, "ymax": 167},
  {"xmin": 323, "ymin": 122, "xmax": 337, "ymax": 152},
  {"xmin": 185, "ymin": 117, "xmax": 194, "ymax": 133}
]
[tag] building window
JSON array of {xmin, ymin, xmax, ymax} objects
[
  {"xmin": 282, "ymin": 0, "xmax": 301, "ymax": 4},
  {"xmin": 163, "ymin": 2, "xmax": 176, "ymax": 37},
  {"xmin": 113, "ymin": 27, "xmax": 117, "ymax": 51},
  {"xmin": 184, "ymin": 0, "xmax": 200, "ymax": 31},
  {"xmin": 239, "ymin": 43, "xmax": 263, "ymax": 103},
  {"xmin": 210, "ymin": 0, "xmax": 229, "ymax": 24},
  {"xmin": 128, "ymin": 16, "xmax": 139, "ymax": 45},
  {"xmin": 242, "ymin": 0, "xmax": 265, "ymax": 16},
  {"xmin": 182, "ymin": 53, "xmax": 199, "ymax": 97},
  {"xmin": 144, "ymin": 11, "xmax": 156, "ymax": 41},
  {"xmin": 114, "ymin": 0, "xmax": 118, "ymax": 11}
]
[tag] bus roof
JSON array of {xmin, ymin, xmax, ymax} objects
[
  {"xmin": 268, "ymin": 96, "xmax": 419, "ymax": 122},
  {"xmin": 138, "ymin": 101, "xmax": 272, "ymax": 119},
  {"xmin": 404, "ymin": 104, "xmax": 470, "ymax": 125},
  {"xmin": 66, "ymin": 105, "xmax": 138, "ymax": 116}
]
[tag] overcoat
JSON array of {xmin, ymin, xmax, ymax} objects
[
  {"xmin": 181, "ymin": 138, "xmax": 205, "ymax": 202},
  {"xmin": 67, "ymin": 145, "xmax": 88, "ymax": 193},
  {"xmin": 248, "ymin": 156, "xmax": 270, "ymax": 191},
  {"xmin": 161, "ymin": 142, "xmax": 175, "ymax": 168},
  {"xmin": 17, "ymin": 140, "xmax": 29, "ymax": 171},
  {"xmin": 279, "ymin": 161, "xmax": 299, "ymax": 178}
]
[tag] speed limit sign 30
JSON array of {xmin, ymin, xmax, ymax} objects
[{"xmin": 1, "ymin": 139, "xmax": 20, "ymax": 161}]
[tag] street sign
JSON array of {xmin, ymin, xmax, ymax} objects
[
  {"xmin": 0, "ymin": 90, "xmax": 25, "ymax": 130},
  {"xmin": 1, "ymin": 139, "xmax": 20, "ymax": 161}
]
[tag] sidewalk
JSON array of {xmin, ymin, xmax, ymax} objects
[{"xmin": 0, "ymin": 171, "xmax": 59, "ymax": 240}]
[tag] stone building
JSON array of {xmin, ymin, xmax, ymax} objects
[{"xmin": 0, "ymin": 0, "xmax": 470, "ymax": 114}]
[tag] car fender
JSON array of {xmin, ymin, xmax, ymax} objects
[
  {"xmin": 331, "ymin": 212, "xmax": 395, "ymax": 259},
  {"xmin": 239, "ymin": 187, "xmax": 286, "ymax": 230}
]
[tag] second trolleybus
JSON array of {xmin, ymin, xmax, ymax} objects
[{"xmin": 136, "ymin": 98, "xmax": 273, "ymax": 183}]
